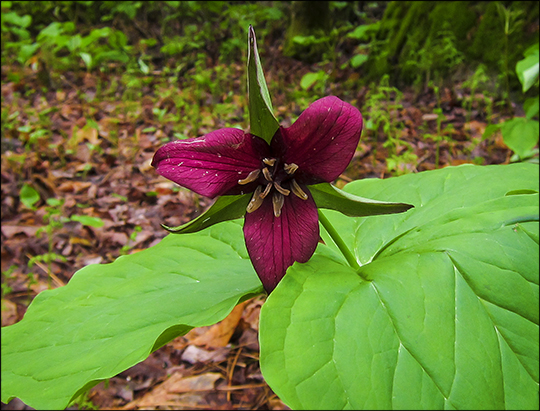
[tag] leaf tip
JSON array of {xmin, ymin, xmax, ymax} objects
[
  {"xmin": 160, "ymin": 223, "xmax": 180, "ymax": 233},
  {"xmin": 248, "ymin": 25, "xmax": 257, "ymax": 56}
]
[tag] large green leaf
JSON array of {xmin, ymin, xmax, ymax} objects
[
  {"xmin": 260, "ymin": 163, "xmax": 539, "ymax": 410},
  {"xmin": 1, "ymin": 221, "xmax": 263, "ymax": 410},
  {"xmin": 247, "ymin": 25, "xmax": 280, "ymax": 143}
]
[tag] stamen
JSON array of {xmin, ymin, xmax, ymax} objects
[
  {"xmin": 290, "ymin": 179, "xmax": 308, "ymax": 200},
  {"xmin": 262, "ymin": 167, "xmax": 273, "ymax": 182},
  {"xmin": 284, "ymin": 163, "xmax": 299, "ymax": 174},
  {"xmin": 246, "ymin": 186, "xmax": 264, "ymax": 213},
  {"xmin": 274, "ymin": 182, "xmax": 290, "ymax": 196},
  {"xmin": 260, "ymin": 182, "xmax": 272, "ymax": 199},
  {"xmin": 263, "ymin": 158, "xmax": 276, "ymax": 166},
  {"xmin": 239, "ymin": 169, "xmax": 260, "ymax": 185},
  {"xmin": 272, "ymin": 192, "xmax": 285, "ymax": 217}
]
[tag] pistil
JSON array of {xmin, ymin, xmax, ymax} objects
[{"xmin": 242, "ymin": 159, "xmax": 306, "ymax": 217}]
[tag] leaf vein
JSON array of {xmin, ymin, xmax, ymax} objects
[{"xmin": 369, "ymin": 281, "xmax": 450, "ymax": 401}]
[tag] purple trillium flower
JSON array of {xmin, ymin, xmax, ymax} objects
[{"xmin": 152, "ymin": 96, "xmax": 363, "ymax": 292}]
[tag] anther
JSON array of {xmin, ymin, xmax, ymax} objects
[
  {"xmin": 260, "ymin": 182, "xmax": 272, "ymax": 199},
  {"xmin": 284, "ymin": 163, "xmax": 299, "ymax": 174},
  {"xmin": 272, "ymin": 192, "xmax": 285, "ymax": 217},
  {"xmin": 239, "ymin": 169, "xmax": 260, "ymax": 185},
  {"xmin": 246, "ymin": 186, "xmax": 264, "ymax": 213},
  {"xmin": 262, "ymin": 167, "xmax": 272, "ymax": 182},
  {"xmin": 290, "ymin": 179, "xmax": 308, "ymax": 200},
  {"xmin": 273, "ymin": 182, "xmax": 290, "ymax": 196},
  {"xmin": 263, "ymin": 158, "xmax": 276, "ymax": 166}
]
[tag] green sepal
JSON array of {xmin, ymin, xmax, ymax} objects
[
  {"xmin": 162, "ymin": 194, "xmax": 251, "ymax": 234},
  {"xmin": 247, "ymin": 25, "xmax": 279, "ymax": 144},
  {"xmin": 310, "ymin": 182, "xmax": 413, "ymax": 217}
]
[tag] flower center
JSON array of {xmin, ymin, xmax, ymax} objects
[{"xmin": 238, "ymin": 157, "xmax": 308, "ymax": 217}]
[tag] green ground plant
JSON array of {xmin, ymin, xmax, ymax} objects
[
  {"xmin": 403, "ymin": 23, "xmax": 464, "ymax": 91},
  {"xmin": 120, "ymin": 226, "xmax": 143, "ymax": 255},
  {"xmin": 484, "ymin": 42, "xmax": 539, "ymax": 162},
  {"xmin": 496, "ymin": 1, "xmax": 525, "ymax": 103},
  {"xmin": 461, "ymin": 64, "xmax": 496, "ymax": 125},
  {"xmin": 1, "ymin": 266, "xmax": 17, "ymax": 301},
  {"xmin": 19, "ymin": 188, "xmax": 105, "ymax": 288},
  {"xmin": 422, "ymin": 83, "xmax": 456, "ymax": 169},
  {"xmin": 344, "ymin": 21, "xmax": 381, "ymax": 71},
  {"xmin": 423, "ymin": 107, "xmax": 455, "ymax": 169},
  {"xmin": 31, "ymin": 197, "xmax": 69, "ymax": 287},
  {"xmin": 299, "ymin": 70, "xmax": 329, "ymax": 96},
  {"xmin": 363, "ymin": 75, "xmax": 417, "ymax": 175}
]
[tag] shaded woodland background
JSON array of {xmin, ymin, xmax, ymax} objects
[{"xmin": 1, "ymin": 1, "xmax": 539, "ymax": 409}]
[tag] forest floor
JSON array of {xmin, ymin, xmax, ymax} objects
[{"xmin": 1, "ymin": 46, "xmax": 515, "ymax": 410}]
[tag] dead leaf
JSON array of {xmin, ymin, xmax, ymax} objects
[
  {"xmin": 422, "ymin": 113, "xmax": 439, "ymax": 121},
  {"xmin": 56, "ymin": 181, "xmax": 93, "ymax": 193},
  {"xmin": 242, "ymin": 296, "xmax": 264, "ymax": 331},
  {"xmin": 168, "ymin": 373, "xmax": 222, "ymax": 393},
  {"xmin": 1, "ymin": 225, "xmax": 39, "ymax": 238},
  {"xmin": 450, "ymin": 159, "xmax": 475, "ymax": 166},
  {"xmin": 181, "ymin": 345, "xmax": 230, "ymax": 364},
  {"xmin": 188, "ymin": 301, "xmax": 248, "ymax": 348},
  {"xmin": 127, "ymin": 372, "xmax": 222, "ymax": 409},
  {"xmin": 464, "ymin": 120, "xmax": 487, "ymax": 138},
  {"xmin": 56, "ymin": 90, "xmax": 66, "ymax": 102},
  {"xmin": 69, "ymin": 237, "xmax": 92, "ymax": 246},
  {"xmin": 1, "ymin": 299, "xmax": 18, "ymax": 326},
  {"xmin": 238, "ymin": 328, "xmax": 259, "ymax": 351},
  {"xmin": 76, "ymin": 124, "xmax": 100, "ymax": 146},
  {"xmin": 80, "ymin": 255, "xmax": 103, "ymax": 266}
]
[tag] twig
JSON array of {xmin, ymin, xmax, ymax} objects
[
  {"xmin": 226, "ymin": 347, "xmax": 243, "ymax": 402},
  {"xmin": 26, "ymin": 254, "xmax": 65, "ymax": 287}
]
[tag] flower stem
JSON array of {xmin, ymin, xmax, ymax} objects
[{"xmin": 318, "ymin": 210, "xmax": 361, "ymax": 272}]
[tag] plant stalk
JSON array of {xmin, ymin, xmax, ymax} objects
[
  {"xmin": 318, "ymin": 210, "xmax": 362, "ymax": 274},
  {"xmin": 435, "ymin": 140, "xmax": 440, "ymax": 169}
]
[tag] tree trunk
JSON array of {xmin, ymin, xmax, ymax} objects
[
  {"xmin": 283, "ymin": 1, "xmax": 331, "ymax": 62},
  {"xmin": 365, "ymin": 1, "xmax": 539, "ymax": 89}
]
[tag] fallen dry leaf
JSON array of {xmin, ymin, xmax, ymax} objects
[
  {"xmin": 463, "ymin": 120, "xmax": 488, "ymax": 139},
  {"xmin": 1, "ymin": 299, "xmax": 18, "ymax": 327},
  {"xmin": 1, "ymin": 225, "xmax": 39, "ymax": 238},
  {"xmin": 188, "ymin": 301, "xmax": 248, "ymax": 348},
  {"xmin": 422, "ymin": 113, "xmax": 439, "ymax": 121},
  {"xmin": 181, "ymin": 345, "xmax": 230, "ymax": 364},
  {"xmin": 56, "ymin": 181, "xmax": 93, "ymax": 193},
  {"xmin": 126, "ymin": 372, "xmax": 222, "ymax": 409}
]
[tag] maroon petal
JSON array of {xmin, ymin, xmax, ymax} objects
[
  {"xmin": 272, "ymin": 96, "xmax": 363, "ymax": 184},
  {"xmin": 243, "ymin": 187, "xmax": 319, "ymax": 293},
  {"xmin": 152, "ymin": 129, "xmax": 270, "ymax": 198}
]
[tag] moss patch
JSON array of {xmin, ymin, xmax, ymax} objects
[{"xmin": 365, "ymin": 1, "xmax": 539, "ymax": 90}]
